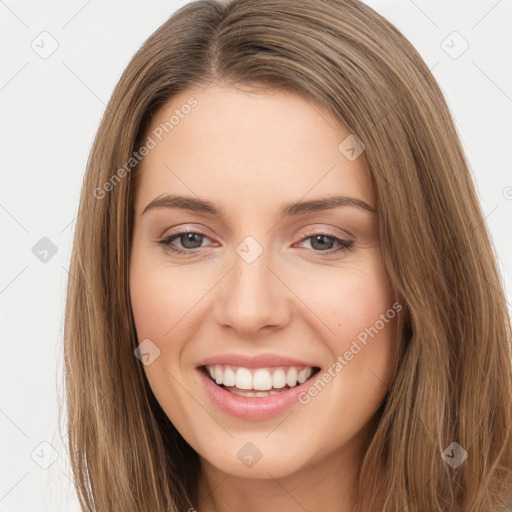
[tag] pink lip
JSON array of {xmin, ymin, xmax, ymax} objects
[
  {"xmin": 196, "ymin": 352, "xmax": 319, "ymax": 369},
  {"xmin": 196, "ymin": 367, "xmax": 319, "ymax": 421}
]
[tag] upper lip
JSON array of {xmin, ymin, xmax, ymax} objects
[{"xmin": 196, "ymin": 352, "xmax": 320, "ymax": 369}]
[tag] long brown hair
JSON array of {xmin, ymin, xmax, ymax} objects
[{"xmin": 62, "ymin": 0, "xmax": 512, "ymax": 510}]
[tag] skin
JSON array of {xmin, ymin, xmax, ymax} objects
[{"xmin": 129, "ymin": 82, "xmax": 398, "ymax": 512}]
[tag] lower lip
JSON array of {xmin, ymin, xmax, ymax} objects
[{"xmin": 197, "ymin": 368, "xmax": 317, "ymax": 421}]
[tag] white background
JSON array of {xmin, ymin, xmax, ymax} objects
[{"xmin": 1, "ymin": 0, "xmax": 511, "ymax": 510}]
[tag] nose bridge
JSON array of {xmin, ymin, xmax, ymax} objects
[{"xmin": 214, "ymin": 235, "xmax": 289, "ymax": 334}]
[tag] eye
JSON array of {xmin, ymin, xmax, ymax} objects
[
  {"xmin": 157, "ymin": 229, "xmax": 212, "ymax": 256},
  {"xmin": 156, "ymin": 229, "xmax": 354, "ymax": 257},
  {"xmin": 296, "ymin": 233, "xmax": 354, "ymax": 254}
]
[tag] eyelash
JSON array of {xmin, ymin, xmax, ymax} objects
[{"xmin": 157, "ymin": 228, "xmax": 354, "ymax": 257}]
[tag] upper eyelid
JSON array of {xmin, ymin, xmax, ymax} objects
[{"xmin": 162, "ymin": 228, "xmax": 215, "ymax": 244}]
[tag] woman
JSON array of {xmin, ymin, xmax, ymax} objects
[{"xmin": 63, "ymin": 0, "xmax": 512, "ymax": 510}]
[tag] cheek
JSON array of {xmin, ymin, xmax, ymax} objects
[
  {"xmin": 303, "ymin": 251, "xmax": 395, "ymax": 342},
  {"xmin": 333, "ymin": 273, "xmax": 395, "ymax": 342},
  {"xmin": 129, "ymin": 270, "xmax": 169, "ymax": 344},
  {"xmin": 300, "ymin": 252, "xmax": 398, "ymax": 393},
  {"xmin": 294, "ymin": 293, "xmax": 397, "ymax": 448},
  {"xmin": 129, "ymin": 260, "xmax": 201, "ymax": 432},
  {"xmin": 129, "ymin": 256, "xmax": 201, "ymax": 345}
]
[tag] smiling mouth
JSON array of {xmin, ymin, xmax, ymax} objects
[{"xmin": 201, "ymin": 364, "xmax": 321, "ymax": 397}]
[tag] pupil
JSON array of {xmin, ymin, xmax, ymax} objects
[
  {"xmin": 311, "ymin": 235, "xmax": 333, "ymax": 251},
  {"xmin": 182, "ymin": 233, "xmax": 202, "ymax": 249}
]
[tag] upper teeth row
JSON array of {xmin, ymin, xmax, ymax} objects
[{"xmin": 205, "ymin": 365, "xmax": 314, "ymax": 390}]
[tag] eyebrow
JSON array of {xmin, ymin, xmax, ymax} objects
[{"xmin": 141, "ymin": 193, "xmax": 376, "ymax": 217}]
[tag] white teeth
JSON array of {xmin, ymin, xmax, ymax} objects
[
  {"xmin": 286, "ymin": 367, "xmax": 298, "ymax": 387},
  {"xmin": 272, "ymin": 369, "xmax": 287, "ymax": 389},
  {"xmin": 205, "ymin": 364, "xmax": 316, "ymax": 391},
  {"xmin": 253, "ymin": 369, "xmax": 272, "ymax": 390},
  {"xmin": 297, "ymin": 367, "xmax": 313, "ymax": 383},
  {"xmin": 223, "ymin": 367, "xmax": 236, "ymax": 387},
  {"xmin": 235, "ymin": 367, "xmax": 253, "ymax": 390}
]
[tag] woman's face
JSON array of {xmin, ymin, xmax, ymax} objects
[{"xmin": 129, "ymin": 82, "xmax": 398, "ymax": 480}]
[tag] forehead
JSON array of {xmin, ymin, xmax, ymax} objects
[{"xmin": 134, "ymin": 83, "xmax": 374, "ymax": 217}]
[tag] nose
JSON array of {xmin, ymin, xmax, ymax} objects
[{"xmin": 214, "ymin": 247, "xmax": 291, "ymax": 337}]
